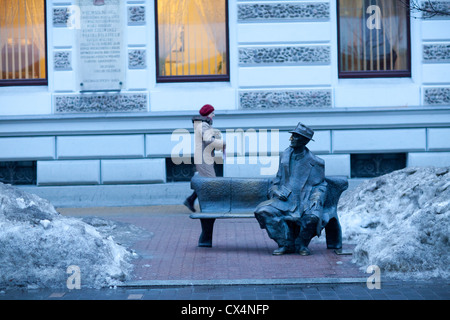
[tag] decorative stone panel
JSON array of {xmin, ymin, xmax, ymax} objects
[
  {"xmin": 54, "ymin": 93, "xmax": 148, "ymax": 113},
  {"xmin": 238, "ymin": 2, "xmax": 330, "ymax": 21},
  {"xmin": 239, "ymin": 46, "xmax": 330, "ymax": 65},
  {"xmin": 53, "ymin": 7, "xmax": 69, "ymax": 27},
  {"xmin": 424, "ymin": 87, "xmax": 450, "ymax": 105},
  {"xmin": 421, "ymin": 1, "xmax": 450, "ymax": 19},
  {"xmin": 54, "ymin": 51, "xmax": 72, "ymax": 71},
  {"xmin": 128, "ymin": 49, "xmax": 147, "ymax": 69},
  {"xmin": 239, "ymin": 89, "xmax": 332, "ymax": 109},
  {"xmin": 128, "ymin": 6, "xmax": 146, "ymax": 25},
  {"xmin": 423, "ymin": 44, "xmax": 450, "ymax": 62}
]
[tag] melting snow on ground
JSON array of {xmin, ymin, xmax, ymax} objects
[
  {"xmin": 338, "ymin": 166, "xmax": 449, "ymax": 280},
  {"xmin": 0, "ymin": 166, "xmax": 448, "ymax": 289},
  {"xmin": 0, "ymin": 183, "xmax": 135, "ymax": 289}
]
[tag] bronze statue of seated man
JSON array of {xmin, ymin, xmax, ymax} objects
[{"xmin": 255, "ymin": 122, "xmax": 328, "ymax": 256}]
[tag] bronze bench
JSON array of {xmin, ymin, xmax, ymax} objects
[{"xmin": 189, "ymin": 174, "xmax": 348, "ymax": 249}]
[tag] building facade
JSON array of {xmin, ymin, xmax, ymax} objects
[{"xmin": 0, "ymin": 0, "xmax": 449, "ymax": 207}]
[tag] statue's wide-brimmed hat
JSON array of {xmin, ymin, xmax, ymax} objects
[{"xmin": 289, "ymin": 122, "xmax": 314, "ymax": 141}]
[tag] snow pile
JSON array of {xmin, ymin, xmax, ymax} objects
[
  {"xmin": 338, "ymin": 167, "xmax": 450, "ymax": 280},
  {"xmin": 0, "ymin": 183, "xmax": 134, "ymax": 289}
]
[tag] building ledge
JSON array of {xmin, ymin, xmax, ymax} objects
[{"xmin": 0, "ymin": 105, "xmax": 449, "ymax": 137}]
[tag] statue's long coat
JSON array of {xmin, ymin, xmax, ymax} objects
[{"xmin": 256, "ymin": 146, "xmax": 328, "ymax": 236}]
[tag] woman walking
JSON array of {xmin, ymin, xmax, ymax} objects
[{"xmin": 184, "ymin": 104, "xmax": 225, "ymax": 212}]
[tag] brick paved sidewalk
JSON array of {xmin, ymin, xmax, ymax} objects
[
  {"xmin": 126, "ymin": 216, "xmax": 366, "ymax": 283},
  {"xmin": 1, "ymin": 281, "xmax": 448, "ymax": 300},
  {"xmin": 4, "ymin": 205, "xmax": 449, "ymax": 301},
  {"xmin": 60, "ymin": 205, "xmax": 368, "ymax": 285}
]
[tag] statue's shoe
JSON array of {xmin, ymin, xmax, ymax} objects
[
  {"xmin": 272, "ymin": 246, "xmax": 295, "ymax": 255},
  {"xmin": 297, "ymin": 247, "xmax": 311, "ymax": 256}
]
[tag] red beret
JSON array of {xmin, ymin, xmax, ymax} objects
[{"xmin": 199, "ymin": 104, "xmax": 214, "ymax": 117}]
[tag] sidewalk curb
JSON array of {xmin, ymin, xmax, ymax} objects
[{"xmin": 120, "ymin": 277, "xmax": 368, "ymax": 288}]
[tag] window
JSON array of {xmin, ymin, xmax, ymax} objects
[
  {"xmin": 337, "ymin": 0, "xmax": 411, "ymax": 78},
  {"xmin": 155, "ymin": 0, "xmax": 229, "ymax": 82},
  {"xmin": 0, "ymin": 161, "xmax": 37, "ymax": 185},
  {"xmin": 165, "ymin": 158, "xmax": 223, "ymax": 182},
  {"xmin": 0, "ymin": 0, "xmax": 47, "ymax": 86},
  {"xmin": 350, "ymin": 153, "xmax": 406, "ymax": 178}
]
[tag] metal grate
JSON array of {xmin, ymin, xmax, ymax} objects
[
  {"xmin": 165, "ymin": 158, "xmax": 223, "ymax": 182},
  {"xmin": 0, "ymin": 161, "xmax": 37, "ymax": 185},
  {"xmin": 351, "ymin": 153, "xmax": 406, "ymax": 178}
]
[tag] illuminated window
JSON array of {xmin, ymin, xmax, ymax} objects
[
  {"xmin": 337, "ymin": 0, "xmax": 411, "ymax": 78},
  {"xmin": 0, "ymin": 0, "xmax": 47, "ymax": 86},
  {"xmin": 155, "ymin": 0, "xmax": 229, "ymax": 82}
]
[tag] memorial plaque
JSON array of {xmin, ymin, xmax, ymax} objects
[{"xmin": 77, "ymin": 0, "xmax": 125, "ymax": 91}]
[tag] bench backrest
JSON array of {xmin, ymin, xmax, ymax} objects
[
  {"xmin": 191, "ymin": 175, "xmax": 270, "ymax": 213},
  {"xmin": 191, "ymin": 174, "xmax": 348, "ymax": 217}
]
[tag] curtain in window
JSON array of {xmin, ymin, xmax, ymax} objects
[
  {"xmin": 0, "ymin": 0, "xmax": 46, "ymax": 80},
  {"xmin": 339, "ymin": 0, "xmax": 408, "ymax": 73},
  {"xmin": 157, "ymin": 0, "xmax": 227, "ymax": 78},
  {"xmin": 193, "ymin": 0, "xmax": 226, "ymax": 74},
  {"xmin": 157, "ymin": 0, "xmax": 186, "ymax": 76}
]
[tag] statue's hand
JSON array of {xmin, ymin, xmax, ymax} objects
[{"xmin": 273, "ymin": 189, "xmax": 288, "ymax": 201}]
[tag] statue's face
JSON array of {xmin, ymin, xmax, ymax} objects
[{"xmin": 290, "ymin": 133, "xmax": 310, "ymax": 148}]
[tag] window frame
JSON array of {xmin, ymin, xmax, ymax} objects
[
  {"xmin": 336, "ymin": 0, "xmax": 412, "ymax": 79},
  {"xmin": 154, "ymin": 0, "xmax": 230, "ymax": 83},
  {"xmin": 0, "ymin": 0, "xmax": 48, "ymax": 87}
]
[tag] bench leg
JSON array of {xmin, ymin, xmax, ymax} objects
[
  {"xmin": 198, "ymin": 218, "xmax": 216, "ymax": 247},
  {"xmin": 325, "ymin": 218, "xmax": 342, "ymax": 250}
]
